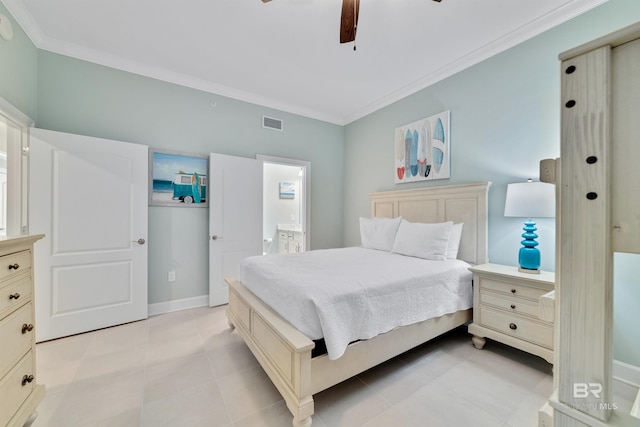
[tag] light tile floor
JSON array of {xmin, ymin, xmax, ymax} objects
[{"xmin": 32, "ymin": 306, "xmax": 554, "ymax": 427}]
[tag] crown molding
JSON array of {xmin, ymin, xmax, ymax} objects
[
  {"xmin": 343, "ymin": 0, "xmax": 608, "ymax": 124},
  {"xmin": 1, "ymin": 0, "xmax": 608, "ymax": 127}
]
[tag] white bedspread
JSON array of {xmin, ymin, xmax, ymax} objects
[{"xmin": 239, "ymin": 247, "xmax": 473, "ymax": 360}]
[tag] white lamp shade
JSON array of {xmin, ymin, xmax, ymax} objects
[{"xmin": 504, "ymin": 181, "xmax": 555, "ymax": 218}]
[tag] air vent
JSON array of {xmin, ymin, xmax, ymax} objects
[{"xmin": 262, "ymin": 116, "xmax": 283, "ymax": 131}]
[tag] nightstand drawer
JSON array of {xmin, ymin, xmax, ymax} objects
[
  {"xmin": 479, "ymin": 277, "xmax": 547, "ymax": 301},
  {"xmin": 0, "ymin": 351, "xmax": 35, "ymax": 427},
  {"xmin": 480, "ymin": 291, "xmax": 540, "ymax": 318},
  {"xmin": 479, "ymin": 306, "xmax": 553, "ymax": 348},
  {"xmin": 0, "ymin": 303, "xmax": 34, "ymax": 379}
]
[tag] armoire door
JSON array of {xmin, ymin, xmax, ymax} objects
[{"xmin": 29, "ymin": 128, "xmax": 148, "ymax": 342}]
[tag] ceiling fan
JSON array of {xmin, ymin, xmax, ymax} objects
[{"xmin": 262, "ymin": 0, "xmax": 442, "ymax": 49}]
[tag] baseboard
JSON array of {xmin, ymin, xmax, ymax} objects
[
  {"xmin": 148, "ymin": 295, "xmax": 209, "ymax": 316},
  {"xmin": 613, "ymin": 359, "xmax": 640, "ymax": 389}
]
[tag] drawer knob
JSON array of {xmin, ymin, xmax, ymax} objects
[
  {"xmin": 21, "ymin": 375, "xmax": 34, "ymax": 386},
  {"xmin": 510, "ymin": 304, "xmax": 516, "ymax": 309},
  {"xmin": 9, "ymin": 292, "xmax": 20, "ymax": 300},
  {"xmin": 510, "ymin": 288, "xmax": 516, "ymax": 294},
  {"xmin": 509, "ymin": 323, "xmax": 518, "ymax": 330},
  {"xmin": 8, "ymin": 263, "xmax": 20, "ymax": 270},
  {"xmin": 21, "ymin": 323, "xmax": 34, "ymax": 334}
]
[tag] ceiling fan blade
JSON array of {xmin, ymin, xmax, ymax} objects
[{"xmin": 340, "ymin": 0, "xmax": 360, "ymax": 44}]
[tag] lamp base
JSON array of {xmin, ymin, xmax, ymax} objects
[{"xmin": 517, "ymin": 219, "xmax": 542, "ymax": 272}]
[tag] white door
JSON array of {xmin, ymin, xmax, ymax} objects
[
  {"xmin": 29, "ymin": 128, "xmax": 148, "ymax": 342},
  {"xmin": 209, "ymin": 153, "xmax": 262, "ymax": 306}
]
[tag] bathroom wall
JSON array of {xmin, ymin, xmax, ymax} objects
[{"xmin": 263, "ymin": 162, "xmax": 303, "ymax": 254}]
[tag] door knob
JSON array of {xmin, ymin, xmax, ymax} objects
[
  {"xmin": 133, "ymin": 238, "xmax": 146, "ymax": 245},
  {"xmin": 211, "ymin": 235, "xmax": 222, "ymax": 240}
]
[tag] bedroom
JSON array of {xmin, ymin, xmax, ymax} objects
[{"xmin": 0, "ymin": 0, "xmax": 639, "ymax": 426}]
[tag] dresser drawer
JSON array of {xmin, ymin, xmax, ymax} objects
[
  {"xmin": 0, "ymin": 276, "xmax": 32, "ymax": 320},
  {"xmin": 0, "ymin": 351, "xmax": 35, "ymax": 427},
  {"xmin": 479, "ymin": 306, "xmax": 553, "ymax": 348},
  {"xmin": 479, "ymin": 277, "xmax": 548, "ymax": 301},
  {"xmin": 0, "ymin": 250, "xmax": 31, "ymax": 283},
  {"xmin": 0, "ymin": 303, "xmax": 34, "ymax": 379},
  {"xmin": 480, "ymin": 291, "xmax": 541, "ymax": 318}
]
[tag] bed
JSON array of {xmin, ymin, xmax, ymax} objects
[{"xmin": 225, "ymin": 182, "xmax": 490, "ymax": 426}]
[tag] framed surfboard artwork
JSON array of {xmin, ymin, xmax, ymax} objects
[{"xmin": 394, "ymin": 110, "xmax": 450, "ymax": 184}]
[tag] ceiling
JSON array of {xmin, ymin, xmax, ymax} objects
[{"xmin": 3, "ymin": 0, "xmax": 606, "ymax": 125}]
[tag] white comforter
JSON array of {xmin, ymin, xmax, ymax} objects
[{"xmin": 239, "ymin": 247, "xmax": 473, "ymax": 360}]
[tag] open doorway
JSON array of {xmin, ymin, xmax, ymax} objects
[
  {"xmin": 258, "ymin": 155, "xmax": 310, "ymax": 255},
  {"xmin": 0, "ymin": 102, "xmax": 31, "ymax": 237}
]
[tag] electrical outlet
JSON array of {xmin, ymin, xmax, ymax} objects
[{"xmin": 168, "ymin": 270, "xmax": 176, "ymax": 282}]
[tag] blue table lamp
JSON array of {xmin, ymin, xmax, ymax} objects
[{"xmin": 504, "ymin": 179, "xmax": 555, "ymax": 274}]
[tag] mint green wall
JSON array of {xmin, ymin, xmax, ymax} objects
[
  {"xmin": 0, "ymin": 2, "xmax": 38, "ymax": 121},
  {"xmin": 1, "ymin": 0, "xmax": 638, "ymax": 365},
  {"xmin": 35, "ymin": 51, "xmax": 344, "ymax": 305},
  {"xmin": 343, "ymin": 0, "xmax": 640, "ymax": 367},
  {"xmin": 343, "ymin": 0, "xmax": 640, "ymax": 271}
]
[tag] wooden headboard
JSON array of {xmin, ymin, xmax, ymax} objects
[{"xmin": 369, "ymin": 182, "xmax": 491, "ymax": 265}]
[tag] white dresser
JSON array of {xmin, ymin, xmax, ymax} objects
[
  {"xmin": 0, "ymin": 235, "xmax": 44, "ymax": 427},
  {"xmin": 468, "ymin": 263, "xmax": 555, "ymax": 363}
]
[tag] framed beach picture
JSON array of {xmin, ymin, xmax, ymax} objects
[
  {"xmin": 279, "ymin": 182, "xmax": 295, "ymax": 199},
  {"xmin": 394, "ymin": 110, "xmax": 450, "ymax": 184},
  {"xmin": 149, "ymin": 149, "xmax": 209, "ymax": 207}
]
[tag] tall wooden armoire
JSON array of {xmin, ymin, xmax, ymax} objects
[{"xmin": 544, "ymin": 21, "xmax": 640, "ymax": 427}]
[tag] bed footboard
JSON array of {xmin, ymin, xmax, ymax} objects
[{"xmin": 225, "ymin": 277, "xmax": 316, "ymax": 426}]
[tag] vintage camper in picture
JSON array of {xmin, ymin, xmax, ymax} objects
[{"xmin": 173, "ymin": 172, "xmax": 207, "ymax": 203}]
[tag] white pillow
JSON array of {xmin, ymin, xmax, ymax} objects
[
  {"xmin": 391, "ymin": 220, "xmax": 453, "ymax": 261},
  {"xmin": 359, "ymin": 216, "xmax": 402, "ymax": 252},
  {"xmin": 446, "ymin": 223, "xmax": 464, "ymax": 259}
]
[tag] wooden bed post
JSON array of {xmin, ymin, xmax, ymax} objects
[{"xmin": 226, "ymin": 278, "xmax": 316, "ymax": 425}]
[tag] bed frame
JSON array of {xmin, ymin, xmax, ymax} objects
[{"xmin": 225, "ymin": 182, "xmax": 490, "ymax": 426}]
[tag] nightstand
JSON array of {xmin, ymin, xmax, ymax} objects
[{"xmin": 468, "ymin": 263, "xmax": 555, "ymax": 363}]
